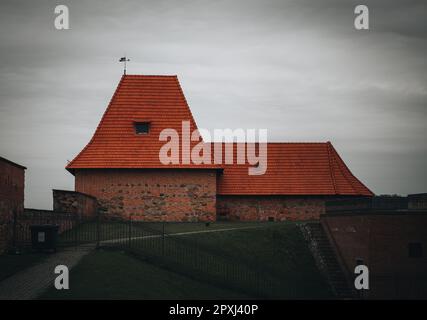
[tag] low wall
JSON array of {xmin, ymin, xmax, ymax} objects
[
  {"xmin": 216, "ymin": 195, "xmax": 326, "ymax": 221},
  {"xmin": 53, "ymin": 189, "xmax": 98, "ymax": 219}
]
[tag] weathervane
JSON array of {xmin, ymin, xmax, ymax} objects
[{"xmin": 119, "ymin": 56, "xmax": 130, "ymax": 75}]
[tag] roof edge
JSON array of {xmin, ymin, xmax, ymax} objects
[{"xmin": 0, "ymin": 156, "xmax": 27, "ymax": 170}]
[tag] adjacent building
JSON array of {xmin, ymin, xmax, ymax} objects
[
  {"xmin": 0, "ymin": 156, "xmax": 26, "ymax": 253},
  {"xmin": 322, "ymin": 195, "xmax": 427, "ymax": 299}
]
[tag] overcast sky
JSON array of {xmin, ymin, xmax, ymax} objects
[{"xmin": 0, "ymin": 0, "xmax": 426, "ymax": 209}]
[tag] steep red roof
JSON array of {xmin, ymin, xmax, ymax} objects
[
  {"xmin": 67, "ymin": 75, "xmax": 219, "ymax": 171},
  {"xmin": 214, "ymin": 142, "xmax": 373, "ymax": 196},
  {"xmin": 67, "ymin": 74, "xmax": 373, "ymax": 196}
]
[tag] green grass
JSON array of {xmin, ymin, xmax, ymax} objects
[
  {"xmin": 40, "ymin": 222, "xmax": 332, "ymax": 299},
  {"xmin": 57, "ymin": 220, "xmax": 274, "ymax": 246},
  {"xmin": 40, "ymin": 249, "xmax": 248, "ymax": 300},
  {"xmin": 177, "ymin": 223, "xmax": 332, "ymax": 298},
  {"xmin": 0, "ymin": 252, "xmax": 47, "ymax": 281}
]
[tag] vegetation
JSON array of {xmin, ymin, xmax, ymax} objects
[
  {"xmin": 40, "ymin": 249, "xmax": 248, "ymax": 300},
  {"xmin": 41, "ymin": 222, "xmax": 332, "ymax": 299}
]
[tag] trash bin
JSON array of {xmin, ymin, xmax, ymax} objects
[{"xmin": 30, "ymin": 225, "xmax": 59, "ymax": 252}]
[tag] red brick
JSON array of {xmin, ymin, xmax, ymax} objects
[
  {"xmin": 75, "ymin": 169, "xmax": 217, "ymax": 221},
  {"xmin": 217, "ymin": 195, "xmax": 325, "ymax": 221},
  {"xmin": 0, "ymin": 157, "xmax": 25, "ymax": 253}
]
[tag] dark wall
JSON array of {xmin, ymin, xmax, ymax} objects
[
  {"xmin": 322, "ymin": 212, "xmax": 427, "ymax": 299},
  {"xmin": 0, "ymin": 158, "xmax": 25, "ymax": 253}
]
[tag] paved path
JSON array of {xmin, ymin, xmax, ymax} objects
[
  {"xmin": 101, "ymin": 226, "xmax": 260, "ymax": 245},
  {"xmin": 0, "ymin": 226, "xmax": 259, "ymax": 300},
  {"xmin": 0, "ymin": 246, "xmax": 94, "ymax": 300}
]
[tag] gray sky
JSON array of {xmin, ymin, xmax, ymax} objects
[{"xmin": 0, "ymin": 0, "xmax": 426, "ymax": 209}]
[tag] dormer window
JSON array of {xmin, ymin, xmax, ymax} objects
[{"xmin": 134, "ymin": 122, "xmax": 150, "ymax": 134}]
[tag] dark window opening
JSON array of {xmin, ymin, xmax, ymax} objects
[
  {"xmin": 408, "ymin": 243, "xmax": 423, "ymax": 258},
  {"xmin": 134, "ymin": 122, "xmax": 150, "ymax": 134},
  {"xmin": 268, "ymin": 217, "xmax": 275, "ymax": 222}
]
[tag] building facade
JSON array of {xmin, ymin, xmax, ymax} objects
[
  {"xmin": 66, "ymin": 75, "xmax": 373, "ymax": 221},
  {"xmin": 321, "ymin": 195, "xmax": 427, "ymax": 299}
]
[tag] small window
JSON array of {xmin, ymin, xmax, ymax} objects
[
  {"xmin": 268, "ymin": 217, "xmax": 275, "ymax": 222},
  {"xmin": 408, "ymin": 243, "xmax": 423, "ymax": 258},
  {"xmin": 134, "ymin": 122, "xmax": 150, "ymax": 134}
]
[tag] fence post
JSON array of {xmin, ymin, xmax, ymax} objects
[
  {"xmin": 11, "ymin": 210, "xmax": 17, "ymax": 252},
  {"xmin": 128, "ymin": 215, "xmax": 132, "ymax": 249},
  {"xmin": 74, "ymin": 215, "xmax": 78, "ymax": 248},
  {"xmin": 96, "ymin": 211, "xmax": 100, "ymax": 249},
  {"xmin": 162, "ymin": 221, "xmax": 165, "ymax": 256}
]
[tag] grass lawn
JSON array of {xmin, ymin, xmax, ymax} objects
[
  {"xmin": 0, "ymin": 252, "xmax": 47, "ymax": 281},
  {"xmin": 57, "ymin": 220, "xmax": 274, "ymax": 246},
  {"xmin": 41, "ymin": 222, "xmax": 332, "ymax": 299},
  {"xmin": 40, "ymin": 249, "xmax": 248, "ymax": 300},
  {"xmin": 176, "ymin": 223, "xmax": 332, "ymax": 298}
]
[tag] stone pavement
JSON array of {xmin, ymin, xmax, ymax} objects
[{"xmin": 0, "ymin": 246, "xmax": 94, "ymax": 300}]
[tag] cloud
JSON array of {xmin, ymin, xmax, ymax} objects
[{"xmin": 0, "ymin": 0, "xmax": 426, "ymax": 208}]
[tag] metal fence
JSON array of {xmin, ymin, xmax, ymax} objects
[
  {"xmin": 12, "ymin": 209, "xmax": 97, "ymax": 250},
  {"xmin": 99, "ymin": 218, "xmax": 282, "ymax": 298},
  {"xmin": 12, "ymin": 212, "xmax": 287, "ymax": 298}
]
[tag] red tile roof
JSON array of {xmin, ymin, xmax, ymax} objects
[
  {"xmin": 66, "ymin": 75, "xmax": 220, "ymax": 170},
  {"xmin": 214, "ymin": 142, "xmax": 373, "ymax": 196},
  {"xmin": 67, "ymin": 75, "xmax": 373, "ymax": 196}
]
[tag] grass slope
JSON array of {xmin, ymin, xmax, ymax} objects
[
  {"xmin": 177, "ymin": 223, "xmax": 332, "ymax": 298},
  {"xmin": 41, "ymin": 222, "xmax": 332, "ymax": 299},
  {"xmin": 40, "ymin": 249, "xmax": 247, "ymax": 299}
]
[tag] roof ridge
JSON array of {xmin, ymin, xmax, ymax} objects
[
  {"xmin": 210, "ymin": 142, "xmax": 329, "ymax": 145},
  {"xmin": 123, "ymin": 74, "xmax": 178, "ymax": 77},
  {"xmin": 0, "ymin": 156, "xmax": 27, "ymax": 170},
  {"xmin": 328, "ymin": 142, "xmax": 374, "ymax": 196},
  {"xmin": 173, "ymin": 76, "xmax": 202, "ymax": 140},
  {"xmin": 326, "ymin": 142, "xmax": 338, "ymax": 194}
]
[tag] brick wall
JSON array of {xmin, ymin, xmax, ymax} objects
[
  {"xmin": 74, "ymin": 169, "xmax": 217, "ymax": 221},
  {"xmin": 216, "ymin": 195, "xmax": 327, "ymax": 221},
  {"xmin": 0, "ymin": 158, "xmax": 25, "ymax": 253},
  {"xmin": 53, "ymin": 189, "xmax": 98, "ymax": 219},
  {"xmin": 321, "ymin": 212, "xmax": 427, "ymax": 299}
]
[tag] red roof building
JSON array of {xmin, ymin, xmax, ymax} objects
[{"xmin": 67, "ymin": 75, "xmax": 373, "ymax": 221}]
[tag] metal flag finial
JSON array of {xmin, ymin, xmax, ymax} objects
[{"xmin": 119, "ymin": 56, "xmax": 130, "ymax": 75}]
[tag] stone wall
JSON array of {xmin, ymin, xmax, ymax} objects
[
  {"xmin": 53, "ymin": 189, "xmax": 98, "ymax": 219},
  {"xmin": 74, "ymin": 169, "xmax": 217, "ymax": 221},
  {"xmin": 321, "ymin": 212, "xmax": 427, "ymax": 299},
  {"xmin": 216, "ymin": 195, "xmax": 326, "ymax": 221},
  {"xmin": 0, "ymin": 158, "xmax": 25, "ymax": 254}
]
